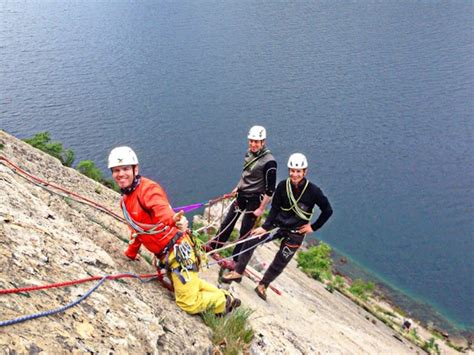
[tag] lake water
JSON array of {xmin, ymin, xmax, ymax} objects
[{"xmin": 1, "ymin": 1, "xmax": 472, "ymax": 334}]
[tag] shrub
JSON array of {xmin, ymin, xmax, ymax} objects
[
  {"xmin": 296, "ymin": 242, "xmax": 333, "ymax": 281},
  {"xmin": 24, "ymin": 132, "xmax": 121, "ymax": 192},
  {"xmin": 348, "ymin": 279, "xmax": 375, "ymax": 300},
  {"xmin": 23, "ymin": 131, "xmax": 75, "ymax": 167},
  {"xmin": 76, "ymin": 160, "xmax": 104, "ymax": 181},
  {"xmin": 202, "ymin": 307, "xmax": 254, "ymax": 355}
]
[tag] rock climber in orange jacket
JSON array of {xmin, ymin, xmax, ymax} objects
[{"xmin": 108, "ymin": 146, "xmax": 240, "ymax": 315}]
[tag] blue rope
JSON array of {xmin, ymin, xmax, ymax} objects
[{"xmin": 0, "ymin": 273, "xmax": 157, "ymax": 327}]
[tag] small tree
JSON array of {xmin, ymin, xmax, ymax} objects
[{"xmin": 23, "ymin": 131, "xmax": 75, "ymax": 167}]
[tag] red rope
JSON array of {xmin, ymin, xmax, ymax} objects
[
  {"xmin": 0, "ymin": 272, "xmax": 167, "ymax": 295},
  {"xmin": 0, "ymin": 156, "xmax": 125, "ymax": 222}
]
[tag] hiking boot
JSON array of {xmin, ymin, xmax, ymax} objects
[
  {"xmin": 225, "ymin": 294, "xmax": 242, "ymax": 314},
  {"xmin": 255, "ymin": 284, "xmax": 267, "ymax": 301},
  {"xmin": 220, "ymin": 271, "xmax": 243, "ymax": 284}
]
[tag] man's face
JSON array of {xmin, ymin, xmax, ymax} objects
[
  {"xmin": 111, "ymin": 165, "xmax": 137, "ymax": 189},
  {"xmin": 289, "ymin": 168, "xmax": 306, "ymax": 185},
  {"xmin": 248, "ymin": 139, "xmax": 264, "ymax": 153}
]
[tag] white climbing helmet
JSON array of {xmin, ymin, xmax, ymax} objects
[
  {"xmin": 287, "ymin": 153, "xmax": 308, "ymax": 169},
  {"xmin": 247, "ymin": 125, "xmax": 266, "ymax": 140},
  {"xmin": 108, "ymin": 146, "xmax": 139, "ymax": 169}
]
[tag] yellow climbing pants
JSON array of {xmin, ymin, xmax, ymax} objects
[{"xmin": 168, "ymin": 237, "xmax": 227, "ymax": 314}]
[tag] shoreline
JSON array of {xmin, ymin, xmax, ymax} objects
[{"xmin": 328, "ymin": 248, "xmax": 473, "ymax": 344}]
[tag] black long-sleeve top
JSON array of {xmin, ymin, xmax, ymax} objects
[{"xmin": 262, "ymin": 178, "xmax": 333, "ymax": 232}]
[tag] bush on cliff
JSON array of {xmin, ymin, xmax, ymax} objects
[
  {"xmin": 202, "ymin": 307, "xmax": 254, "ymax": 355},
  {"xmin": 77, "ymin": 160, "xmax": 104, "ymax": 181},
  {"xmin": 76, "ymin": 160, "xmax": 120, "ymax": 192},
  {"xmin": 24, "ymin": 132, "xmax": 119, "ymax": 192},
  {"xmin": 296, "ymin": 242, "xmax": 333, "ymax": 281},
  {"xmin": 24, "ymin": 131, "xmax": 75, "ymax": 167}
]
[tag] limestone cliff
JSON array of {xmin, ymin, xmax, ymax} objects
[{"xmin": 0, "ymin": 130, "xmax": 443, "ymax": 354}]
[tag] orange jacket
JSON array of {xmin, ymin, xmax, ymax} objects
[{"xmin": 122, "ymin": 177, "xmax": 182, "ymax": 260}]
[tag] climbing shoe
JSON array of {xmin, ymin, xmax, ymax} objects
[
  {"xmin": 225, "ymin": 294, "xmax": 242, "ymax": 314},
  {"xmin": 220, "ymin": 271, "xmax": 243, "ymax": 284},
  {"xmin": 255, "ymin": 284, "xmax": 267, "ymax": 301}
]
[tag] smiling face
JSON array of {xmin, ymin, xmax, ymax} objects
[
  {"xmin": 111, "ymin": 165, "xmax": 138, "ymax": 189},
  {"xmin": 289, "ymin": 168, "xmax": 307, "ymax": 185},
  {"xmin": 248, "ymin": 139, "xmax": 265, "ymax": 153}
]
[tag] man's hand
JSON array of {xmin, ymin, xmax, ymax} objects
[
  {"xmin": 176, "ymin": 216, "xmax": 189, "ymax": 232},
  {"xmin": 124, "ymin": 250, "xmax": 141, "ymax": 261},
  {"xmin": 297, "ymin": 224, "xmax": 313, "ymax": 235},
  {"xmin": 253, "ymin": 207, "xmax": 264, "ymax": 217},
  {"xmin": 173, "ymin": 210, "xmax": 189, "ymax": 232},
  {"xmin": 173, "ymin": 210, "xmax": 184, "ymax": 222},
  {"xmin": 252, "ymin": 227, "xmax": 267, "ymax": 238}
]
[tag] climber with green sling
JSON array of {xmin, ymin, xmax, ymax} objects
[{"xmin": 221, "ymin": 153, "xmax": 333, "ymax": 301}]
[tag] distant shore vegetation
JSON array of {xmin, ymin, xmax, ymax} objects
[
  {"xmin": 295, "ymin": 243, "xmax": 456, "ymax": 354},
  {"xmin": 23, "ymin": 131, "xmax": 119, "ymax": 192}
]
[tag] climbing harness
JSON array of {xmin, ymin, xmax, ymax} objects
[
  {"xmin": 281, "ymin": 178, "xmax": 313, "ymax": 221},
  {"xmin": 204, "ymin": 200, "xmax": 257, "ymax": 248},
  {"xmin": 171, "ymin": 240, "xmax": 198, "ymax": 283}
]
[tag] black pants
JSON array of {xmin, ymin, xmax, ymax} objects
[
  {"xmin": 235, "ymin": 229, "xmax": 304, "ymax": 286},
  {"xmin": 209, "ymin": 195, "xmax": 260, "ymax": 262}
]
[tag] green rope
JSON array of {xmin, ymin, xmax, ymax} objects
[
  {"xmin": 242, "ymin": 148, "xmax": 270, "ymax": 171},
  {"xmin": 281, "ymin": 178, "xmax": 313, "ymax": 221}
]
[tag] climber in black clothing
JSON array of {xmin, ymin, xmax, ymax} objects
[{"xmin": 221, "ymin": 153, "xmax": 333, "ymax": 300}]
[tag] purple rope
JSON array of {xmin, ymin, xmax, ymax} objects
[{"xmin": 173, "ymin": 202, "xmax": 206, "ymax": 213}]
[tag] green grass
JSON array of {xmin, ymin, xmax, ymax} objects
[
  {"xmin": 296, "ymin": 242, "xmax": 333, "ymax": 281},
  {"xmin": 422, "ymin": 337, "xmax": 440, "ymax": 355},
  {"xmin": 348, "ymin": 279, "xmax": 375, "ymax": 301},
  {"xmin": 202, "ymin": 307, "xmax": 254, "ymax": 355}
]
